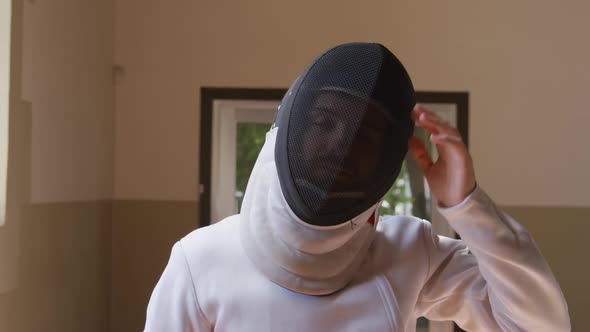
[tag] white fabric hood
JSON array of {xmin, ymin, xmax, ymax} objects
[{"xmin": 240, "ymin": 127, "xmax": 381, "ymax": 295}]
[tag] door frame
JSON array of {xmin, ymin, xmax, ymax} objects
[
  {"xmin": 200, "ymin": 87, "xmax": 286, "ymax": 227},
  {"xmin": 199, "ymin": 87, "xmax": 468, "ymax": 332}
]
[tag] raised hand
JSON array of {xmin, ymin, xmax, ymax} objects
[{"xmin": 408, "ymin": 104, "xmax": 477, "ymax": 207}]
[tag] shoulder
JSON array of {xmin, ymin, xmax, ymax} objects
[
  {"xmin": 179, "ymin": 215, "xmax": 240, "ymax": 261},
  {"xmin": 181, "ymin": 214, "xmax": 241, "ymax": 246},
  {"xmin": 173, "ymin": 214, "xmax": 259, "ymax": 311},
  {"xmin": 376, "ymin": 214, "xmax": 428, "ymax": 246},
  {"xmin": 375, "ymin": 214, "xmax": 463, "ymax": 255},
  {"xmin": 367, "ymin": 215, "xmax": 430, "ymax": 273},
  {"xmin": 177, "ymin": 215, "xmax": 242, "ymax": 273}
]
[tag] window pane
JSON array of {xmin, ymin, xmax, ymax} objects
[
  {"xmin": 235, "ymin": 123, "xmax": 269, "ymax": 212},
  {"xmin": 380, "ymin": 126, "xmax": 433, "ymax": 220}
]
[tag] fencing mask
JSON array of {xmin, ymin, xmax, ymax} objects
[{"xmin": 274, "ymin": 42, "xmax": 416, "ymax": 226}]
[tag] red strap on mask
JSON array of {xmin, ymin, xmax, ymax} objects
[{"xmin": 367, "ymin": 210, "xmax": 376, "ymax": 225}]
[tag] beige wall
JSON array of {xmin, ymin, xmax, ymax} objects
[
  {"xmin": 0, "ymin": 0, "xmax": 114, "ymax": 331},
  {"xmin": 113, "ymin": 0, "xmax": 590, "ymax": 206},
  {"xmin": 113, "ymin": 0, "xmax": 589, "ymax": 330},
  {"xmin": 22, "ymin": 0, "xmax": 114, "ymax": 203},
  {"xmin": 113, "ymin": 0, "xmax": 404, "ymax": 200},
  {"xmin": 385, "ymin": 1, "xmax": 590, "ymax": 207},
  {"xmin": 0, "ymin": 0, "xmax": 587, "ymax": 331}
]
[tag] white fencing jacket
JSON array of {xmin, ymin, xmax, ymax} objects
[{"xmin": 144, "ymin": 128, "xmax": 570, "ymax": 331}]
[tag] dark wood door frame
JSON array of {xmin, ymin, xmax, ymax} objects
[{"xmin": 199, "ymin": 87, "xmax": 468, "ymax": 332}]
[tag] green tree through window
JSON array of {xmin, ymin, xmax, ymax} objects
[{"xmin": 235, "ymin": 123, "xmax": 270, "ymax": 211}]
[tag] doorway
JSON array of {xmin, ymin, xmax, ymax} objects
[{"xmin": 200, "ymin": 87, "xmax": 469, "ymax": 332}]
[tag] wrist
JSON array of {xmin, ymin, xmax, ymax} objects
[{"xmin": 438, "ymin": 182, "xmax": 477, "ymax": 208}]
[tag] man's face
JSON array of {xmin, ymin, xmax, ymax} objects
[{"xmin": 301, "ymin": 91, "xmax": 392, "ymax": 193}]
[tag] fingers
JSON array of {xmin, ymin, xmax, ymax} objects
[
  {"xmin": 413, "ymin": 104, "xmax": 466, "ymax": 161},
  {"xmin": 430, "ymin": 133, "xmax": 463, "ymax": 145},
  {"xmin": 415, "ymin": 113, "xmax": 441, "ymax": 135},
  {"xmin": 413, "ymin": 104, "xmax": 459, "ymax": 137},
  {"xmin": 429, "ymin": 133, "xmax": 465, "ymax": 160},
  {"xmin": 408, "ymin": 136, "xmax": 433, "ymax": 173}
]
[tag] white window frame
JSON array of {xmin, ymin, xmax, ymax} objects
[
  {"xmin": 210, "ymin": 99, "xmax": 278, "ymax": 223},
  {"xmin": 0, "ymin": 0, "xmax": 12, "ymax": 227}
]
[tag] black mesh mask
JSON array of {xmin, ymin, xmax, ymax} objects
[{"xmin": 274, "ymin": 43, "xmax": 416, "ymax": 226}]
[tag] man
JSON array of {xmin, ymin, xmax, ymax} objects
[{"xmin": 144, "ymin": 43, "xmax": 570, "ymax": 331}]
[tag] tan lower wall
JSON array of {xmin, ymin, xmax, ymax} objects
[
  {"xmin": 502, "ymin": 206, "xmax": 590, "ymax": 332},
  {"xmin": 111, "ymin": 202, "xmax": 588, "ymax": 332},
  {"xmin": 110, "ymin": 200, "xmax": 199, "ymax": 332},
  {"xmin": 0, "ymin": 201, "xmax": 585, "ymax": 332},
  {"xmin": 0, "ymin": 201, "xmax": 111, "ymax": 332}
]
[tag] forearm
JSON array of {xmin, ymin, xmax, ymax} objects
[{"xmin": 439, "ymin": 186, "xmax": 570, "ymax": 331}]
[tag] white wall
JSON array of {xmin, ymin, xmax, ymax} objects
[{"xmin": 114, "ymin": 0, "xmax": 590, "ymax": 207}]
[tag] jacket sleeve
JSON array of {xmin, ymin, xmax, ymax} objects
[
  {"xmin": 415, "ymin": 186, "xmax": 570, "ymax": 331},
  {"xmin": 144, "ymin": 242, "xmax": 212, "ymax": 332}
]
